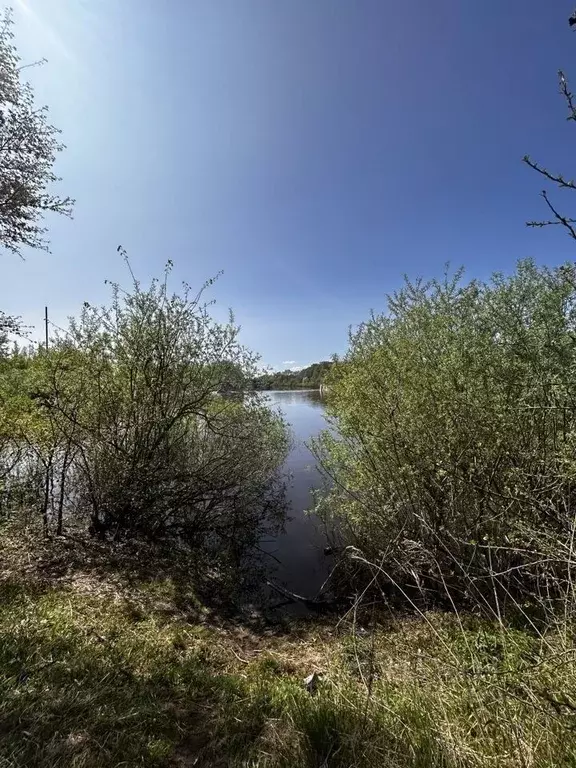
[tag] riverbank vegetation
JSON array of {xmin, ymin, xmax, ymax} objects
[
  {"xmin": 253, "ymin": 361, "xmax": 332, "ymax": 390},
  {"xmin": 4, "ymin": 257, "xmax": 576, "ymax": 766},
  {"xmin": 315, "ymin": 260, "xmax": 576, "ymax": 619},
  {"xmin": 1, "ymin": 257, "xmax": 289, "ymax": 585}
]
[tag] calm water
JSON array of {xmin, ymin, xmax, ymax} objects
[{"xmin": 260, "ymin": 390, "xmax": 330, "ymax": 598}]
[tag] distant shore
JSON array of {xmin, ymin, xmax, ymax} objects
[{"xmin": 255, "ymin": 386, "xmax": 322, "ymax": 392}]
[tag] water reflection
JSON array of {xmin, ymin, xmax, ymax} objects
[
  {"xmin": 267, "ymin": 389, "xmax": 326, "ymax": 410},
  {"xmin": 260, "ymin": 390, "xmax": 330, "ymax": 601}
]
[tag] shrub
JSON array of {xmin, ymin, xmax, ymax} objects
[
  {"xmin": 314, "ymin": 260, "xmax": 576, "ymax": 617},
  {"xmin": 6, "ymin": 259, "xmax": 289, "ymax": 568}
]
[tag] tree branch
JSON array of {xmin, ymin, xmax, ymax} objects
[
  {"xmin": 523, "ymin": 156, "xmax": 576, "ymax": 191},
  {"xmin": 537, "ymin": 189, "xmax": 576, "ymax": 240}
]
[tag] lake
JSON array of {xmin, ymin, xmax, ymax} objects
[{"xmin": 260, "ymin": 389, "xmax": 330, "ymax": 600}]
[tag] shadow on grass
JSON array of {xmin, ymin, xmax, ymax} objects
[
  {"xmin": 1, "ymin": 568, "xmax": 574, "ymax": 766},
  {"xmin": 0, "ymin": 521, "xmax": 296, "ymax": 632},
  {"xmin": 0, "ymin": 576, "xmax": 420, "ymax": 768}
]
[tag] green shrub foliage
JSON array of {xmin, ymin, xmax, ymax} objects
[
  {"xmin": 0, "ymin": 260, "xmax": 289, "ymax": 563},
  {"xmin": 314, "ymin": 260, "xmax": 576, "ymax": 614}
]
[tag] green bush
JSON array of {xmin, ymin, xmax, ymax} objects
[
  {"xmin": 314, "ymin": 260, "xmax": 576, "ymax": 617},
  {"xmin": 0, "ymin": 259, "xmax": 289, "ymax": 568}
]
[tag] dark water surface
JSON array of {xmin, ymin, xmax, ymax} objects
[{"xmin": 260, "ymin": 390, "xmax": 330, "ymax": 598}]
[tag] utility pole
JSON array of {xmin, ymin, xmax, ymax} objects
[{"xmin": 42, "ymin": 305, "xmax": 51, "ymax": 536}]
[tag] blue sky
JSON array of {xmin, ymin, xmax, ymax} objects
[{"xmin": 2, "ymin": 0, "xmax": 576, "ymax": 370}]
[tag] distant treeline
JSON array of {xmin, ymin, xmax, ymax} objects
[{"xmin": 253, "ymin": 361, "xmax": 332, "ymax": 390}]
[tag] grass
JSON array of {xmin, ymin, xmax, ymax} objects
[{"xmin": 1, "ymin": 528, "xmax": 576, "ymax": 766}]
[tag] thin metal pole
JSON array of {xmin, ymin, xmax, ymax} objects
[{"xmin": 42, "ymin": 305, "xmax": 53, "ymax": 536}]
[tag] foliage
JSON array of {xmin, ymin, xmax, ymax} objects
[
  {"xmin": 0, "ymin": 344, "xmax": 44, "ymax": 518},
  {"xmin": 0, "ymin": 311, "xmax": 22, "ymax": 355},
  {"xmin": 314, "ymin": 260, "xmax": 576, "ymax": 616},
  {"xmin": 0, "ymin": 259, "xmax": 289, "ymax": 568},
  {"xmin": 0, "ymin": 7, "xmax": 73, "ymax": 257},
  {"xmin": 254, "ymin": 361, "xmax": 332, "ymax": 391}
]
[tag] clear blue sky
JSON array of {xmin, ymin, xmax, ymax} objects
[{"xmin": 3, "ymin": 0, "xmax": 576, "ymax": 370}]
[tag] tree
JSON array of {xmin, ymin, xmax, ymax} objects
[
  {"xmin": 523, "ymin": 14, "xmax": 576, "ymax": 240},
  {"xmin": 0, "ymin": 310, "xmax": 19, "ymax": 355},
  {"xmin": 253, "ymin": 361, "xmax": 333, "ymax": 390},
  {"xmin": 0, "ymin": 8, "xmax": 73, "ymax": 257}
]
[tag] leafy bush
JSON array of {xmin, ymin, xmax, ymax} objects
[
  {"xmin": 0, "ymin": 346, "xmax": 45, "ymax": 521},
  {"xmin": 1, "ymin": 260, "xmax": 289, "ymax": 569},
  {"xmin": 314, "ymin": 260, "xmax": 576, "ymax": 617}
]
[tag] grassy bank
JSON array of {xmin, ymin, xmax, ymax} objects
[{"xmin": 1, "ymin": 528, "xmax": 575, "ymax": 767}]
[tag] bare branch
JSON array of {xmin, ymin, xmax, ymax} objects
[
  {"xmin": 559, "ymin": 70, "xmax": 576, "ymax": 121},
  {"xmin": 523, "ymin": 156, "xmax": 576, "ymax": 191},
  {"xmin": 538, "ymin": 189, "xmax": 576, "ymax": 240}
]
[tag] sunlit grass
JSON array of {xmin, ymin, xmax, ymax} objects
[{"xmin": 0, "ymin": 530, "xmax": 575, "ymax": 766}]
